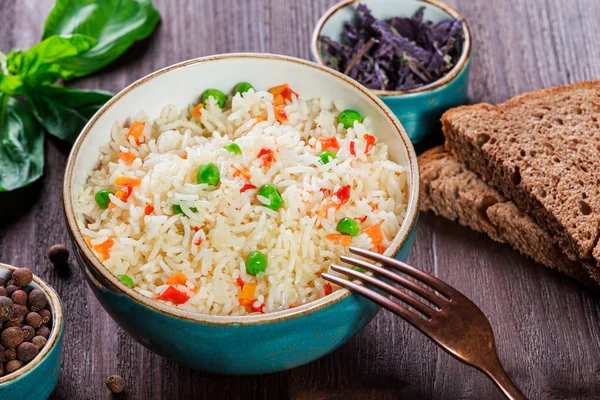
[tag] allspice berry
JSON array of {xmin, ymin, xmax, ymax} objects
[
  {"xmin": 25, "ymin": 312, "xmax": 42, "ymax": 329},
  {"xmin": 48, "ymin": 245, "xmax": 69, "ymax": 265},
  {"xmin": 6, "ymin": 285, "xmax": 18, "ymax": 298},
  {"xmin": 36, "ymin": 326, "xmax": 51, "ymax": 339},
  {"xmin": 4, "ymin": 348, "xmax": 16, "ymax": 361},
  {"xmin": 5, "ymin": 360, "xmax": 23, "ymax": 374},
  {"xmin": 31, "ymin": 336, "xmax": 47, "ymax": 350},
  {"xmin": 21, "ymin": 325, "xmax": 35, "ymax": 341},
  {"xmin": 17, "ymin": 342, "xmax": 38, "ymax": 363},
  {"xmin": 11, "ymin": 268, "xmax": 33, "ymax": 287},
  {"xmin": 1, "ymin": 327, "xmax": 25, "ymax": 349},
  {"xmin": 106, "ymin": 374, "xmax": 126, "ymax": 393},
  {"xmin": 0, "ymin": 297, "xmax": 13, "ymax": 322},
  {"xmin": 11, "ymin": 290, "xmax": 27, "ymax": 306},
  {"xmin": 38, "ymin": 309, "xmax": 51, "ymax": 324},
  {"xmin": 0, "ymin": 344, "xmax": 4, "ymax": 362},
  {"xmin": 0, "ymin": 287, "xmax": 7, "ymax": 297},
  {"xmin": 27, "ymin": 289, "xmax": 47, "ymax": 312}
]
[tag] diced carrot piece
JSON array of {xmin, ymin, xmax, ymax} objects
[
  {"xmin": 232, "ymin": 166, "xmax": 252, "ymax": 179},
  {"xmin": 350, "ymin": 141, "xmax": 356, "ymax": 156},
  {"xmin": 357, "ymin": 216, "xmax": 368, "ymax": 223},
  {"xmin": 274, "ymin": 105, "xmax": 287, "ymax": 123},
  {"xmin": 323, "ymin": 283, "xmax": 333, "ymax": 296},
  {"xmin": 318, "ymin": 136, "xmax": 340, "ymax": 152},
  {"xmin": 238, "ymin": 283, "xmax": 257, "ymax": 307},
  {"xmin": 319, "ymin": 202, "xmax": 337, "ymax": 218},
  {"xmin": 156, "ymin": 285, "xmax": 190, "ymax": 305},
  {"xmin": 192, "ymin": 226, "xmax": 199, "ymax": 232},
  {"xmin": 109, "ymin": 202, "xmax": 116, "ymax": 209},
  {"xmin": 93, "ymin": 237, "xmax": 115, "ymax": 260},
  {"xmin": 364, "ymin": 134, "xmax": 376, "ymax": 154},
  {"xmin": 273, "ymin": 94, "xmax": 285, "ymax": 106},
  {"xmin": 364, "ymin": 223, "xmax": 384, "ymax": 246},
  {"xmin": 375, "ymin": 245, "xmax": 386, "ymax": 254},
  {"xmin": 115, "ymin": 184, "xmax": 133, "ymax": 202},
  {"xmin": 194, "ymin": 237, "xmax": 203, "ymax": 246},
  {"xmin": 191, "ymin": 103, "xmax": 204, "ymax": 117},
  {"xmin": 128, "ymin": 121, "xmax": 145, "ymax": 144},
  {"xmin": 115, "ymin": 176, "xmax": 141, "ymax": 187},
  {"xmin": 269, "ymin": 83, "xmax": 289, "ymax": 96},
  {"xmin": 118, "ymin": 151, "xmax": 137, "ymax": 162},
  {"xmin": 144, "ymin": 204, "xmax": 154, "ymax": 215},
  {"xmin": 181, "ymin": 153, "xmax": 188, "ymax": 160},
  {"xmin": 166, "ymin": 272, "xmax": 188, "ymax": 286},
  {"xmin": 325, "ymin": 234, "xmax": 352, "ymax": 246}
]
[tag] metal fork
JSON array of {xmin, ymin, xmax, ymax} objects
[{"xmin": 322, "ymin": 247, "xmax": 526, "ymax": 400}]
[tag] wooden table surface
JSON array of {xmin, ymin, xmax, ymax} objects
[{"xmin": 1, "ymin": 0, "xmax": 600, "ymax": 399}]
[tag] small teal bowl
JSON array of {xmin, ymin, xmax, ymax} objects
[
  {"xmin": 63, "ymin": 53, "xmax": 420, "ymax": 375},
  {"xmin": 311, "ymin": 0, "xmax": 472, "ymax": 144},
  {"xmin": 0, "ymin": 264, "xmax": 64, "ymax": 399}
]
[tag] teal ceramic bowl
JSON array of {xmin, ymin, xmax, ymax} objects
[
  {"xmin": 62, "ymin": 53, "xmax": 420, "ymax": 375},
  {"xmin": 311, "ymin": 0, "xmax": 472, "ymax": 144},
  {"xmin": 0, "ymin": 264, "xmax": 64, "ymax": 399}
]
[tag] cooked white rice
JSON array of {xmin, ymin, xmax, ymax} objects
[{"xmin": 75, "ymin": 87, "xmax": 408, "ymax": 315}]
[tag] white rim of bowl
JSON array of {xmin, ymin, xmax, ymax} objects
[
  {"xmin": 310, "ymin": 0, "xmax": 472, "ymax": 97},
  {"xmin": 62, "ymin": 52, "xmax": 420, "ymax": 325}
]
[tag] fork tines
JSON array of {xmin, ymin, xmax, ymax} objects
[{"xmin": 322, "ymin": 246, "xmax": 454, "ymax": 323}]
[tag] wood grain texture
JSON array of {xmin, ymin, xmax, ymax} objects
[{"xmin": 1, "ymin": 0, "xmax": 599, "ymax": 399}]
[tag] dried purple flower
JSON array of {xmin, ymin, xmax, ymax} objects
[{"xmin": 319, "ymin": 4, "xmax": 464, "ymax": 91}]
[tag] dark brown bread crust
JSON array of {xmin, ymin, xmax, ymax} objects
[
  {"xmin": 442, "ymin": 81, "xmax": 600, "ymax": 278},
  {"xmin": 419, "ymin": 146, "xmax": 596, "ymax": 288}
]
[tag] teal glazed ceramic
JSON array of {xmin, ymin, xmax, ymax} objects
[
  {"xmin": 63, "ymin": 53, "xmax": 420, "ymax": 375},
  {"xmin": 311, "ymin": 0, "xmax": 472, "ymax": 143},
  {"xmin": 0, "ymin": 264, "xmax": 64, "ymax": 399}
]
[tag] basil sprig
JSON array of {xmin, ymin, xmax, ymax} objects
[{"xmin": 0, "ymin": 0, "xmax": 160, "ymax": 191}]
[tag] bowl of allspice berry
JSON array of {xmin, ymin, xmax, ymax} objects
[{"xmin": 0, "ymin": 264, "xmax": 64, "ymax": 400}]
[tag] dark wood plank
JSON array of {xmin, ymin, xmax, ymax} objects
[{"xmin": 1, "ymin": 0, "xmax": 599, "ymax": 399}]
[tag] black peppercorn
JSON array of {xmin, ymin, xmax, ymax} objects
[
  {"xmin": 11, "ymin": 290, "xmax": 27, "ymax": 306},
  {"xmin": 0, "ymin": 287, "xmax": 7, "ymax": 297},
  {"xmin": 17, "ymin": 342, "xmax": 38, "ymax": 363},
  {"xmin": 11, "ymin": 268, "xmax": 33, "ymax": 288},
  {"xmin": 5, "ymin": 359, "xmax": 23, "ymax": 374},
  {"xmin": 27, "ymin": 289, "xmax": 47, "ymax": 312},
  {"xmin": 0, "ymin": 297, "xmax": 13, "ymax": 322},
  {"xmin": 106, "ymin": 374, "xmax": 126, "ymax": 393},
  {"xmin": 5, "ymin": 285, "xmax": 18, "ymax": 298},
  {"xmin": 48, "ymin": 244, "xmax": 70, "ymax": 265}
]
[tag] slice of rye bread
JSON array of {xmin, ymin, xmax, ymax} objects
[
  {"xmin": 442, "ymin": 81, "xmax": 600, "ymax": 281},
  {"xmin": 419, "ymin": 146, "xmax": 596, "ymax": 288}
]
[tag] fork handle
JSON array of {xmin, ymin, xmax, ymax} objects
[{"xmin": 483, "ymin": 360, "xmax": 527, "ymax": 400}]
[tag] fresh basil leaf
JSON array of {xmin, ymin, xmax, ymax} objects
[
  {"xmin": 5, "ymin": 34, "xmax": 97, "ymax": 89},
  {"xmin": 42, "ymin": 0, "xmax": 160, "ymax": 78},
  {"xmin": 0, "ymin": 94, "xmax": 44, "ymax": 191},
  {"xmin": 25, "ymin": 85, "xmax": 112, "ymax": 142}
]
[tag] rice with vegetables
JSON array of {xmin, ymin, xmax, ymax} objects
[{"xmin": 75, "ymin": 82, "xmax": 408, "ymax": 315}]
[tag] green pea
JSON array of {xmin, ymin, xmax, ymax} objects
[
  {"xmin": 258, "ymin": 184, "xmax": 284, "ymax": 210},
  {"xmin": 338, "ymin": 109, "xmax": 363, "ymax": 129},
  {"xmin": 318, "ymin": 150, "xmax": 337, "ymax": 164},
  {"xmin": 349, "ymin": 266, "xmax": 366, "ymax": 281},
  {"xmin": 202, "ymin": 89, "xmax": 227, "ymax": 108},
  {"xmin": 118, "ymin": 275, "xmax": 135, "ymax": 288},
  {"xmin": 336, "ymin": 217, "xmax": 360, "ymax": 237},
  {"xmin": 172, "ymin": 205, "xmax": 198, "ymax": 215},
  {"xmin": 246, "ymin": 251, "xmax": 267, "ymax": 275},
  {"xmin": 95, "ymin": 189, "xmax": 113, "ymax": 209},
  {"xmin": 196, "ymin": 163, "xmax": 220, "ymax": 186},
  {"xmin": 224, "ymin": 143, "xmax": 242, "ymax": 155},
  {"xmin": 234, "ymin": 82, "xmax": 254, "ymax": 95}
]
